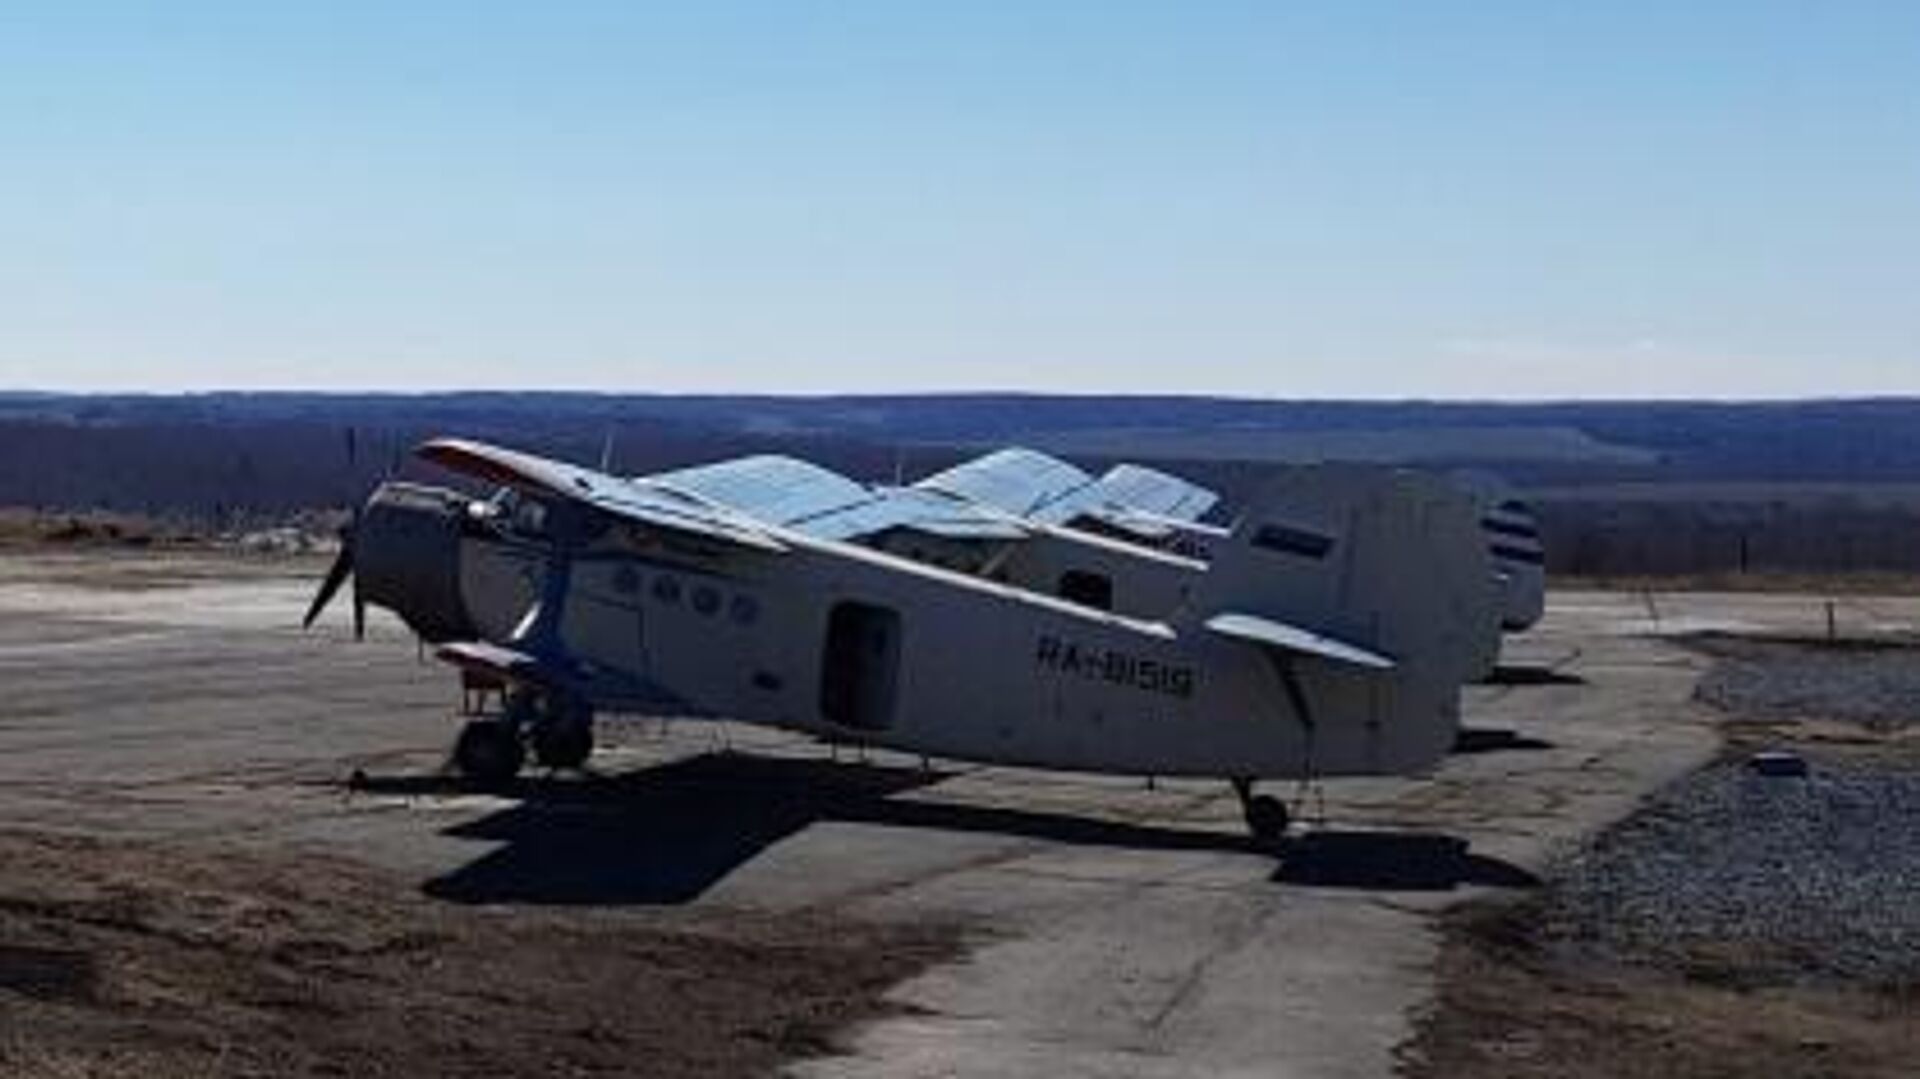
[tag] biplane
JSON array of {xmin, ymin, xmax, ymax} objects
[{"xmin": 307, "ymin": 438, "xmax": 1493, "ymax": 843}]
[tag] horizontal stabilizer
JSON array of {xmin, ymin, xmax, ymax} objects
[{"xmin": 1204, "ymin": 612, "xmax": 1396, "ymax": 671}]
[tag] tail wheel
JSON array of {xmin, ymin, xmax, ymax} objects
[
  {"xmin": 454, "ymin": 720, "xmax": 525, "ymax": 787},
  {"xmin": 1244, "ymin": 794, "xmax": 1290, "ymax": 846}
]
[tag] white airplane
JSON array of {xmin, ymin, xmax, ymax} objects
[
  {"xmin": 912, "ymin": 448, "xmax": 1225, "ymax": 559},
  {"xmin": 307, "ymin": 437, "xmax": 1492, "ymax": 844},
  {"xmin": 921, "ymin": 448, "xmax": 1543, "ymax": 667},
  {"xmin": 638, "ymin": 451, "xmax": 1208, "ymax": 622},
  {"xmin": 611, "ymin": 447, "xmax": 1500, "ymax": 686},
  {"xmin": 1450, "ymin": 470, "xmax": 1547, "ymax": 633},
  {"xmin": 899, "ymin": 447, "xmax": 1503, "ymax": 679}
]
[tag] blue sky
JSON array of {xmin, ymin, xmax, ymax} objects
[{"xmin": 1, "ymin": 3, "xmax": 1915, "ymax": 397}]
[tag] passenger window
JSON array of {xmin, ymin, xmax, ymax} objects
[
  {"xmin": 692, "ymin": 586, "xmax": 721, "ymax": 615},
  {"xmin": 1058, "ymin": 570, "xmax": 1113, "ymax": 611}
]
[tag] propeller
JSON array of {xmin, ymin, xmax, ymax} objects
[
  {"xmin": 306, "ymin": 425, "xmax": 381, "ymax": 639},
  {"xmin": 303, "ymin": 505, "xmax": 366, "ymax": 639}
]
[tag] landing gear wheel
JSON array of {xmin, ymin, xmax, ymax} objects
[
  {"xmin": 1232, "ymin": 778, "xmax": 1291, "ymax": 848},
  {"xmin": 531, "ymin": 719, "xmax": 593, "ymax": 769},
  {"xmin": 454, "ymin": 720, "xmax": 525, "ymax": 787},
  {"xmin": 1244, "ymin": 794, "xmax": 1290, "ymax": 847},
  {"xmin": 526, "ymin": 689, "xmax": 594, "ymax": 770}
]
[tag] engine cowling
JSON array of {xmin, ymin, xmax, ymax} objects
[{"xmin": 355, "ymin": 482, "xmax": 479, "ymax": 643}]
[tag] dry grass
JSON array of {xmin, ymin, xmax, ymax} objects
[
  {"xmin": 1404, "ymin": 903, "xmax": 1920, "ymax": 1079},
  {"xmin": 0, "ymin": 829, "xmax": 961, "ymax": 1078},
  {"xmin": 0, "ymin": 509, "xmax": 204, "ymax": 550}
]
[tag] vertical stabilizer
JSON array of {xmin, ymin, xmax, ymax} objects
[{"xmin": 1188, "ymin": 464, "xmax": 1500, "ymax": 773}]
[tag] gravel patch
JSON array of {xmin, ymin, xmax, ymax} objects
[
  {"xmin": 1407, "ymin": 633, "xmax": 1920, "ymax": 1078},
  {"xmin": 1538, "ymin": 758, "xmax": 1920, "ymax": 990},
  {"xmin": 1689, "ymin": 635, "xmax": 1920, "ymax": 731}
]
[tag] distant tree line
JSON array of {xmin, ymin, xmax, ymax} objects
[
  {"xmin": 4, "ymin": 396, "xmax": 1918, "ymax": 579},
  {"xmin": 1537, "ymin": 498, "xmax": 1920, "ymax": 578},
  {"xmin": 12, "ymin": 391, "xmax": 1920, "ymax": 483},
  {"xmin": 0, "ymin": 416, "xmax": 934, "ymax": 528}
]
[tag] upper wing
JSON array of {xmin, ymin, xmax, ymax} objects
[
  {"xmin": 417, "ymin": 438, "xmax": 789, "ymax": 552},
  {"xmin": 798, "ymin": 487, "xmax": 1029, "ymax": 542},
  {"xmin": 918, "ymin": 450, "xmax": 1220, "ymax": 543},
  {"xmin": 915, "ymin": 447, "xmax": 1094, "ymax": 516},
  {"xmin": 1092, "ymin": 464, "xmax": 1219, "ymax": 522},
  {"xmin": 1020, "ymin": 463, "xmax": 1220, "ymax": 546},
  {"xmin": 643, "ymin": 453, "xmax": 1027, "ymax": 543},
  {"xmin": 649, "ymin": 454, "xmax": 873, "ymax": 527}
]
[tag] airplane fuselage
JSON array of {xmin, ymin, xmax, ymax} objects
[{"xmin": 455, "ymin": 524, "xmax": 1453, "ymax": 780}]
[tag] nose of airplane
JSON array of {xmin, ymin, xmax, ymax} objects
[{"xmin": 352, "ymin": 482, "xmax": 480, "ymax": 643}]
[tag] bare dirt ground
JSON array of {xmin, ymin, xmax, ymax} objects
[
  {"xmin": 9, "ymin": 551, "xmax": 1909, "ymax": 1077},
  {"xmin": 1410, "ymin": 911, "xmax": 1917, "ymax": 1079},
  {"xmin": 0, "ymin": 551, "xmax": 975, "ymax": 1078},
  {"xmin": 1404, "ymin": 635, "xmax": 1920, "ymax": 1079},
  {"xmin": 0, "ymin": 828, "xmax": 959, "ymax": 1078}
]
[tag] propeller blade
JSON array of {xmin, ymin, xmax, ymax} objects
[
  {"xmin": 303, "ymin": 504, "xmax": 360, "ymax": 632},
  {"xmin": 349, "ymin": 502, "xmax": 366, "ymax": 639},
  {"xmin": 304, "ymin": 542, "xmax": 353, "ymax": 629}
]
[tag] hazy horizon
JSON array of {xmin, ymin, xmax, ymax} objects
[{"xmin": 6, "ymin": 387, "xmax": 1919, "ymax": 409}]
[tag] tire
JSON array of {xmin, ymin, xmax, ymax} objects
[
  {"xmin": 454, "ymin": 720, "xmax": 525, "ymax": 787},
  {"xmin": 1244, "ymin": 794, "xmax": 1290, "ymax": 846},
  {"xmin": 531, "ymin": 719, "xmax": 593, "ymax": 769}
]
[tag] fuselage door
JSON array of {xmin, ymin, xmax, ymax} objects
[{"xmin": 819, "ymin": 601, "xmax": 901, "ymax": 732}]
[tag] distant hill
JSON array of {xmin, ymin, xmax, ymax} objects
[
  {"xmin": 8, "ymin": 391, "xmax": 1920, "ymax": 482},
  {"xmin": 1017, "ymin": 424, "xmax": 1660, "ymax": 467},
  {"xmin": 5, "ymin": 391, "xmax": 1920, "ymax": 577},
  {"xmin": 2, "ymin": 390, "xmax": 1919, "ymax": 519}
]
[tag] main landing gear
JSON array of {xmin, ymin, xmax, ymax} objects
[
  {"xmin": 453, "ymin": 687, "xmax": 595, "ymax": 787},
  {"xmin": 453, "ymin": 719, "xmax": 524, "ymax": 787},
  {"xmin": 1231, "ymin": 777, "xmax": 1291, "ymax": 848}
]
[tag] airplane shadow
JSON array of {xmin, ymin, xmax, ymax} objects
[
  {"xmin": 361, "ymin": 754, "xmax": 940, "ymax": 906},
  {"xmin": 1484, "ymin": 664, "xmax": 1587, "ymax": 686},
  {"xmin": 1273, "ymin": 831, "xmax": 1541, "ymax": 891},
  {"xmin": 347, "ymin": 753, "xmax": 1536, "ymax": 906},
  {"xmin": 1451, "ymin": 726, "xmax": 1556, "ymax": 754}
]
